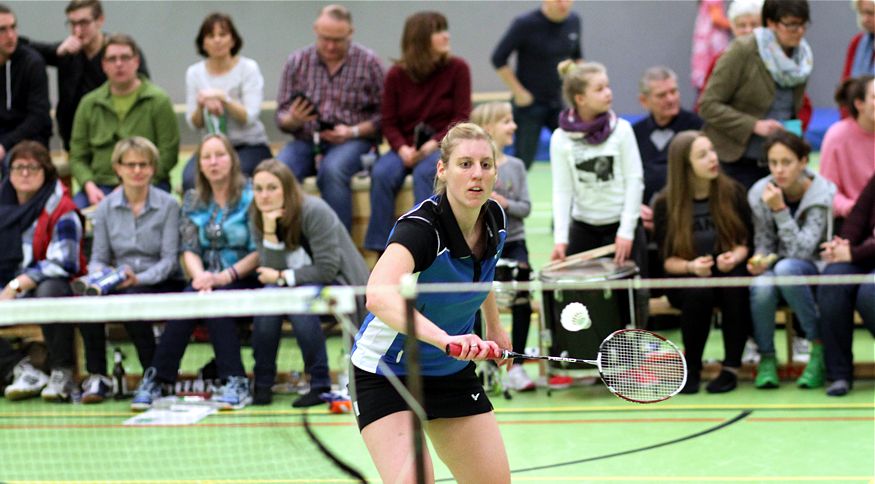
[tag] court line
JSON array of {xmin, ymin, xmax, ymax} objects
[
  {"xmin": 437, "ymin": 411, "xmax": 755, "ymax": 481},
  {"xmin": 3, "ymin": 479, "xmax": 873, "ymax": 484}
]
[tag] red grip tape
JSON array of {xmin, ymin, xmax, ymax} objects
[{"xmin": 445, "ymin": 343, "xmax": 502, "ymax": 360}]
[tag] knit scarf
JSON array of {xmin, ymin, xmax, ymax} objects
[
  {"xmin": 558, "ymin": 108, "xmax": 617, "ymax": 145},
  {"xmin": 0, "ymin": 177, "xmax": 55, "ymax": 278},
  {"xmin": 754, "ymin": 27, "xmax": 813, "ymax": 88}
]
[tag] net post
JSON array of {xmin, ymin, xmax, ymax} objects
[{"xmin": 400, "ymin": 274, "xmax": 426, "ymax": 484}]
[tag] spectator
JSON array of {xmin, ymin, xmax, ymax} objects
[
  {"xmin": 819, "ymin": 75, "xmax": 875, "ymax": 220},
  {"xmin": 491, "ymin": 0, "xmax": 582, "ymax": 168},
  {"xmin": 0, "ymin": 141, "xmax": 90, "ymax": 403},
  {"xmin": 699, "ymin": 0, "xmax": 812, "ymax": 190},
  {"xmin": 364, "ymin": 11, "xmax": 471, "ymax": 253},
  {"xmin": 690, "ymin": 0, "xmax": 730, "ymax": 93},
  {"xmin": 633, "ymin": 66, "xmax": 703, "ymax": 209},
  {"xmin": 0, "ymin": 4, "xmax": 52, "ymax": 170},
  {"xmin": 842, "ymin": 0, "xmax": 874, "ymax": 84},
  {"xmin": 550, "ymin": 60, "xmax": 644, "ymax": 268},
  {"xmin": 181, "ymin": 12, "xmax": 272, "ymax": 192},
  {"xmin": 131, "ymin": 134, "xmax": 259, "ymax": 411},
  {"xmin": 68, "ymin": 33, "xmax": 178, "ymax": 208},
  {"xmin": 275, "ymin": 4, "xmax": 383, "ymax": 231},
  {"xmin": 248, "ymin": 159, "xmax": 368, "ymax": 407},
  {"xmin": 471, "ymin": 101, "xmax": 534, "ymax": 392},
  {"xmin": 85, "ymin": 137, "xmax": 182, "ymax": 402},
  {"xmin": 23, "ymin": 0, "xmax": 149, "ymax": 152},
  {"xmin": 748, "ymin": 131, "xmax": 835, "ymax": 389},
  {"xmin": 818, "ymin": 173, "xmax": 875, "ymax": 396},
  {"xmin": 652, "ymin": 131, "xmax": 752, "ymax": 394}
]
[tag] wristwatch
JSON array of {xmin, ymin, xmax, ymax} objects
[
  {"xmin": 7, "ymin": 278, "xmax": 22, "ymax": 293},
  {"xmin": 276, "ymin": 272, "xmax": 287, "ymax": 287}
]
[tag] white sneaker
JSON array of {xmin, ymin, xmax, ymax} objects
[
  {"xmin": 742, "ymin": 338, "xmax": 760, "ymax": 364},
  {"xmin": 792, "ymin": 336, "xmax": 810, "ymax": 363},
  {"xmin": 505, "ymin": 365, "xmax": 536, "ymax": 392},
  {"xmin": 4, "ymin": 358, "xmax": 48, "ymax": 401},
  {"xmin": 41, "ymin": 368, "xmax": 75, "ymax": 402}
]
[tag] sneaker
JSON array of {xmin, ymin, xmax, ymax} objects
[
  {"xmin": 131, "ymin": 367, "xmax": 162, "ymax": 411},
  {"xmin": 3, "ymin": 358, "xmax": 48, "ymax": 401},
  {"xmin": 292, "ymin": 387, "xmax": 330, "ymax": 408},
  {"xmin": 796, "ymin": 342, "xmax": 824, "ymax": 389},
  {"xmin": 754, "ymin": 356, "xmax": 779, "ymax": 389},
  {"xmin": 213, "ymin": 376, "xmax": 252, "ymax": 410},
  {"xmin": 741, "ymin": 338, "xmax": 760, "ymax": 365},
  {"xmin": 505, "ymin": 365, "xmax": 535, "ymax": 392},
  {"xmin": 81, "ymin": 374, "xmax": 113, "ymax": 404},
  {"xmin": 705, "ymin": 369, "xmax": 738, "ymax": 393},
  {"xmin": 547, "ymin": 375, "xmax": 573, "ymax": 390},
  {"xmin": 792, "ymin": 336, "xmax": 810, "ymax": 363},
  {"xmin": 253, "ymin": 385, "xmax": 273, "ymax": 406},
  {"xmin": 41, "ymin": 368, "xmax": 75, "ymax": 402},
  {"xmin": 826, "ymin": 379, "xmax": 851, "ymax": 397}
]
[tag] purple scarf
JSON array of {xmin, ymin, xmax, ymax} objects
[{"xmin": 558, "ymin": 108, "xmax": 617, "ymax": 145}]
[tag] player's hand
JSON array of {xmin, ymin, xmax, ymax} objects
[
  {"xmin": 614, "ymin": 236, "xmax": 633, "ymax": 265},
  {"xmin": 445, "ymin": 335, "xmax": 502, "ymax": 362}
]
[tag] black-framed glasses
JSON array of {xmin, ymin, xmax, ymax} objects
[
  {"xmin": 65, "ymin": 18, "xmax": 94, "ymax": 29},
  {"xmin": 778, "ymin": 20, "xmax": 808, "ymax": 32},
  {"xmin": 9, "ymin": 163, "xmax": 43, "ymax": 175},
  {"xmin": 118, "ymin": 161, "xmax": 151, "ymax": 171},
  {"xmin": 104, "ymin": 54, "xmax": 135, "ymax": 64}
]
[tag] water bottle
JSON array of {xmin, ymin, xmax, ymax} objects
[{"xmin": 112, "ymin": 347, "xmax": 128, "ymax": 399}]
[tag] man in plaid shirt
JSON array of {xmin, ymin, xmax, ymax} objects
[{"xmin": 275, "ymin": 4, "xmax": 384, "ymax": 231}]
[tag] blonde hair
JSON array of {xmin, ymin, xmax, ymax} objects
[
  {"xmin": 558, "ymin": 59, "xmax": 607, "ymax": 106},
  {"xmin": 434, "ymin": 122, "xmax": 496, "ymax": 195},
  {"xmin": 111, "ymin": 136, "xmax": 159, "ymax": 168},
  {"xmin": 470, "ymin": 101, "xmax": 512, "ymax": 133}
]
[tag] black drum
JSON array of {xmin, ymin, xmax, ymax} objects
[{"xmin": 540, "ymin": 258, "xmax": 638, "ymax": 367}]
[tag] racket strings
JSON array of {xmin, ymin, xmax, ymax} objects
[{"xmin": 599, "ymin": 331, "xmax": 687, "ymax": 403}]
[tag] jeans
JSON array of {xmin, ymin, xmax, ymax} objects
[
  {"xmin": 817, "ymin": 263, "xmax": 875, "ymax": 382},
  {"xmin": 750, "ymin": 258, "xmax": 821, "ymax": 356},
  {"xmin": 74, "ymin": 181, "xmax": 171, "ymax": 209},
  {"xmin": 277, "ymin": 138, "xmax": 372, "ymax": 230},
  {"xmin": 35, "ymin": 279, "xmax": 107, "ymax": 374},
  {"xmin": 149, "ymin": 277, "xmax": 258, "ymax": 383},
  {"xmin": 251, "ymin": 311, "xmax": 331, "ymax": 391},
  {"xmin": 512, "ymin": 101, "xmax": 560, "ymax": 169},
  {"xmin": 111, "ymin": 280, "xmax": 186, "ymax": 371},
  {"xmin": 363, "ymin": 149, "xmax": 440, "ymax": 251},
  {"xmin": 182, "ymin": 143, "xmax": 273, "ymax": 192}
]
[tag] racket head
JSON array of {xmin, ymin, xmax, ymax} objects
[{"xmin": 595, "ymin": 329, "xmax": 688, "ymax": 404}]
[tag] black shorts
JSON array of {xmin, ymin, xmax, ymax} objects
[{"xmin": 352, "ymin": 363, "xmax": 493, "ymax": 431}]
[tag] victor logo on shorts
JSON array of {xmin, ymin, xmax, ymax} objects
[{"xmin": 470, "ymin": 393, "xmax": 480, "ymax": 401}]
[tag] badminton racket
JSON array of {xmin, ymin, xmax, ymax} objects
[{"xmin": 447, "ymin": 329, "xmax": 687, "ymax": 403}]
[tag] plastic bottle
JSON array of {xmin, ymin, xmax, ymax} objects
[{"xmin": 112, "ymin": 347, "xmax": 128, "ymax": 399}]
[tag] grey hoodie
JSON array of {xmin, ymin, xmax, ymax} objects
[{"xmin": 748, "ymin": 169, "xmax": 836, "ymax": 261}]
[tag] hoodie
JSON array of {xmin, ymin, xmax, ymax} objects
[
  {"xmin": 748, "ymin": 169, "xmax": 836, "ymax": 260},
  {"xmin": 0, "ymin": 44, "xmax": 52, "ymax": 152}
]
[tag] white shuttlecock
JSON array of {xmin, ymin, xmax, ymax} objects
[{"xmin": 560, "ymin": 302, "xmax": 591, "ymax": 332}]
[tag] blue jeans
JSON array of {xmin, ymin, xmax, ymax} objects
[
  {"xmin": 512, "ymin": 101, "xmax": 560, "ymax": 169},
  {"xmin": 251, "ymin": 311, "xmax": 330, "ymax": 391},
  {"xmin": 363, "ymin": 149, "xmax": 440, "ymax": 251},
  {"xmin": 149, "ymin": 277, "xmax": 258, "ymax": 383},
  {"xmin": 182, "ymin": 143, "xmax": 273, "ymax": 192},
  {"xmin": 817, "ymin": 263, "xmax": 875, "ymax": 382},
  {"xmin": 73, "ymin": 181, "xmax": 171, "ymax": 209},
  {"xmin": 277, "ymin": 138, "xmax": 372, "ymax": 230},
  {"xmin": 750, "ymin": 258, "xmax": 821, "ymax": 356}
]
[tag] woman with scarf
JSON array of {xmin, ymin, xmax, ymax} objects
[
  {"xmin": 549, "ymin": 60, "xmax": 645, "ymax": 270},
  {"xmin": 699, "ymin": 0, "xmax": 812, "ymax": 190},
  {"xmin": 0, "ymin": 141, "xmax": 90, "ymax": 403}
]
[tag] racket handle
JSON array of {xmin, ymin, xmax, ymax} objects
[{"xmin": 445, "ymin": 343, "xmax": 504, "ymax": 360}]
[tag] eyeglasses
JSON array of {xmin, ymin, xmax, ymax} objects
[
  {"xmin": 118, "ymin": 161, "xmax": 152, "ymax": 171},
  {"xmin": 778, "ymin": 20, "xmax": 808, "ymax": 32},
  {"xmin": 104, "ymin": 54, "xmax": 135, "ymax": 64},
  {"xmin": 65, "ymin": 18, "xmax": 94, "ymax": 29},
  {"xmin": 9, "ymin": 163, "xmax": 43, "ymax": 175}
]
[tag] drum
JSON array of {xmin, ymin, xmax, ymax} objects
[
  {"xmin": 494, "ymin": 258, "xmax": 531, "ymax": 309},
  {"xmin": 539, "ymin": 258, "xmax": 638, "ymax": 367}
]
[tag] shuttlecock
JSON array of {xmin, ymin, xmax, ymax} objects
[{"xmin": 560, "ymin": 302, "xmax": 591, "ymax": 332}]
